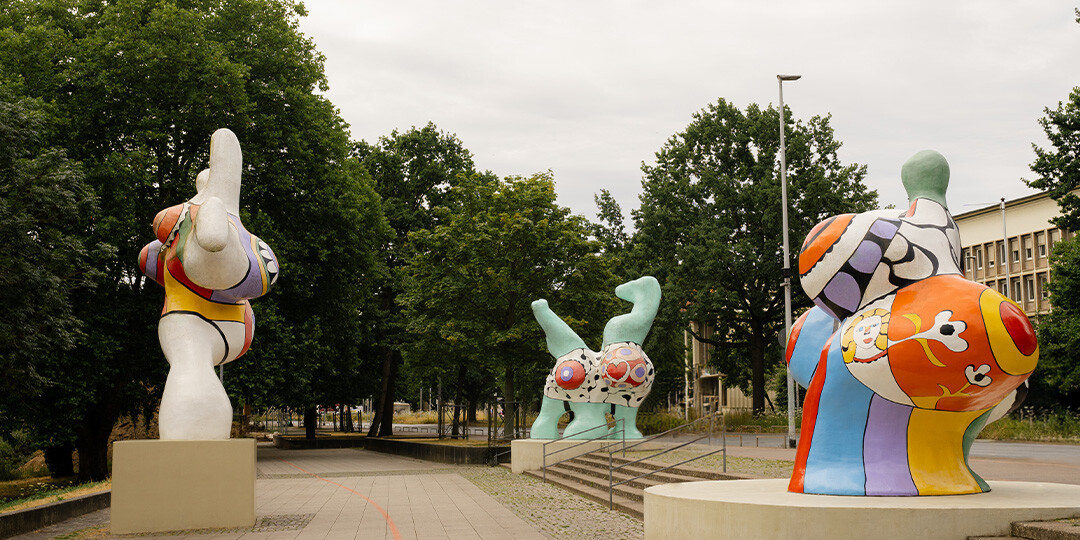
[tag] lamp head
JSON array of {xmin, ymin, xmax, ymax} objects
[{"xmin": 777, "ymin": 74, "xmax": 802, "ymax": 81}]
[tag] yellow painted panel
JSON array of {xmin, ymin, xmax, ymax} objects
[{"xmin": 908, "ymin": 408, "xmax": 987, "ymax": 495}]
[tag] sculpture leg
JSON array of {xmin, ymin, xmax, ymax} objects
[
  {"xmin": 158, "ymin": 315, "xmax": 232, "ymax": 440},
  {"xmin": 603, "ymin": 276, "xmax": 661, "ymax": 347},
  {"xmin": 564, "ymin": 402, "xmax": 608, "ymax": 439},
  {"xmin": 532, "ymin": 299, "xmax": 588, "ymax": 358},
  {"xmin": 611, "ymin": 404, "xmax": 644, "ymax": 439},
  {"xmin": 529, "ymin": 396, "xmax": 566, "ymax": 440}
]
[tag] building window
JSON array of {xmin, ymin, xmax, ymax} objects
[
  {"xmin": 1012, "ymin": 279, "xmax": 1021, "ymax": 301},
  {"xmin": 1040, "ymin": 275, "xmax": 1049, "ymax": 299},
  {"xmin": 1026, "ymin": 247, "xmax": 1033, "ymax": 260},
  {"xmin": 999, "ymin": 243, "xmax": 1006, "ymax": 264},
  {"xmin": 1026, "ymin": 277, "xmax": 1035, "ymax": 302},
  {"xmin": 1012, "ymin": 249, "xmax": 1020, "ymax": 263},
  {"xmin": 976, "ymin": 248, "xmax": 983, "ymax": 269}
]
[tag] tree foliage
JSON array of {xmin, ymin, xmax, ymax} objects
[
  {"xmin": 1027, "ymin": 84, "xmax": 1080, "ymax": 232},
  {"xmin": 632, "ymin": 98, "xmax": 877, "ymax": 413},
  {"xmin": 0, "ymin": 86, "xmax": 110, "ymax": 431},
  {"xmin": 401, "ymin": 173, "xmax": 620, "ymax": 428},
  {"xmin": 353, "ymin": 123, "xmax": 480, "ymax": 435},
  {"xmin": 1031, "ymin": 236, "xmax": 1080, "ymax": 410},
  {"xmin": 0, "ymin": 0, "xmax": 386, "ymax": 478}
]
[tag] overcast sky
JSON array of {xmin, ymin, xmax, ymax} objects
[{"xmin": 297, "ymin": 1, "xmax": 1080, "ymax": 226}]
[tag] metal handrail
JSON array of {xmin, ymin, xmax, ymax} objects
[
  {"xmin": 542, "ymin": 418, "xmax": 626, "ymax": 483},
  {"xmin": 607, "ymin": 412, "xmax": 725, "ymax": 509}
]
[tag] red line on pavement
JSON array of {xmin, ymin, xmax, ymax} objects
[{"xmin": 276, "ymin": 458, "xmax": 402, "ymax": 540}]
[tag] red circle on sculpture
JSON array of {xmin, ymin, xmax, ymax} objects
[
  {"xmin": 554, "ymin": 359, "xmax": 586, "ymax": 390},
  {"xmin": 1000, "ymin": 301, "xmax": 1037, "ymax": 356}
]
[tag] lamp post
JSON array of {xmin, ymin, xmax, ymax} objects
[
  {"xmin": 1000, "ymin": 197, "xmax": 1011, "ymax": 301},
  {"xmin": 778, "ymin": 74, "xmax": 800, "ymax": 449},
  {"xmin": 963, "ymin": 199, "xmax": 1010, "ymax": 300}
]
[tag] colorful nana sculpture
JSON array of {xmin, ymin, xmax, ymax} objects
[
  {"xmin": 530, "ymin": 276, "xmax": 660, "ymax": 440},
  {"xmin": 139, "ymin": 129, "xmax": 279, "ymax": 440},
  {"xmin": 786, "ymin": 150, "xmax": 1037, "ymax": 496}
]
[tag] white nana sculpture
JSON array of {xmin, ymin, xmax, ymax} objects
[{"xmin": 139, "ymin": 129, "xmax": 279, "ymax": 439}]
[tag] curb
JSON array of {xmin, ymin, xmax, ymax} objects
[{"xmin": 0, "ymin": 490, "xmax": 110, "ymax": 539}]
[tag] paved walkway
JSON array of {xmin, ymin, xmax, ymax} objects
[{"xmin": 13, "ymin": 447, "xmax": 559, "ymax": 540}]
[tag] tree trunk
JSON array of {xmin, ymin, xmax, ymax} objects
[
  {"xmin": 370, "ymin": 347, "xmax": 399, "ymax": 437},
  {"xmin": 502, "ymin": 365, "xmax": 516, "ymax": 438},
  {"xmin": 43, "ymin": 444, "xmax": 75, "ymax": 478},
  {"xmin": 304, "ymin": 406, "xmax": 317, "ymax": 439},
  {"xmin": 750, "ymin": 328, "xmax": 766, "ymax": 415},
  {"xmin": 240, "ymin": 402, "xmax": 252, "ymax": 437},
  {"xmin": 367, "ymin": 346, "xmax": 395, "ymax": 437},
  {"xmin": 74, "ymin": 399, "xmax": 120, "ymax": 483}
]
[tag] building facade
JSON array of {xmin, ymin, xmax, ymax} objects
[
  {"xmin": 683, "ymin": 321, "xmax": 774, "ymax": 416},
  {"xmin": 953, "ymin": 191, "xmax": 1073, "ymax": 319}
]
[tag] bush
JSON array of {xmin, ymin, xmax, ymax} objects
[
  {"xmin": 0, "ymin": 430, "xmax": 35, "ymax": 481},
  {"xmin": 979, "ymin": 409, "xmax": 1080, "ymax": 441},
  {"xmin": 637, "ymin": 411, "xmax": 688, "ymax": 436}
]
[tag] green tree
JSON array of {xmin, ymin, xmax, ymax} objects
[
  {"xmin": 1026, "ymin": 10, "xmax": 1080, "ymax": 232},
  {"xmin": 0, "ymin": 87, "xmax": 110, "ymax": 455},
  {"xmin": 0, "ymin": 0, "xmax": 386, "ymax": 478},
  {"xmin": 591, "ymin": 189, "xmax": 630, "ymax": 257},
  {"xmin": 401, "ymin": 173, "xmax": 620, "ymax": 434},
  {"xmin": 1030, "ymin": 237, "xmax": 1080, "ymax": 410},
  {"xmin": 632, "ymin": 98, "xmax": 877, "ymax": 414},
  {"xmin": 353, "ymin": 123, "xmax": 480, "ymax": 436}
]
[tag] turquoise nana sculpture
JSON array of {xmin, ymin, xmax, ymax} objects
[{"xmin": 530, "ymin": 276, "xmax": 661, "ymax": 440}]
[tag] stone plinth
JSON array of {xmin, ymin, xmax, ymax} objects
[
  {"xmin": 644, "ymin": 479, "xmax": 1080, "ymax": 540},
  {"xmin": 111, "ymin": 439, "xmax": 256, "ymax": 534},
  {"xmin": 511, "ymin": 439, "xmax": 617, "ymax": 473}
]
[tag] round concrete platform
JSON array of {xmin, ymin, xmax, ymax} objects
[{"xmin": 644, "ymin": 479, "xmax": 1080, "ymax": 540}]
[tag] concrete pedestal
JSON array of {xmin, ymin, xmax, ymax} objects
[
  {"xmin": 644, "ymin": 479, "xmax": 1080, "ymax": 540},
  {"xmin": 511, "ymin": 439, "xmax": 615, "ymax": 473},
  {"xmin": 111, "ymin": 439, "xmax": 256, "ymax": 534}
]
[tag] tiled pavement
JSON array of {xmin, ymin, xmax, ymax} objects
[{"xmin": 12, "ymin": 446, "xmax": 556, "ymax": 540}]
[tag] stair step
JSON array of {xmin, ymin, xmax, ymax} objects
[
  {"xmin": 1013, "ymin": 519, "xmax": 1080, "ymax": 540},
  {"xmin": 524, "ymin": 469, "xmax": 644, "ymax": 519},
  {"xmin": 578, "ymin": 451, "xmax": 756, "ymax": 481},
  {"xmin": 542, "ymin": 464, "xmax": 644, "ymax": 501},
  {"xmin": 573, "ymin": 452, "xmax": 757, "ymax": 481},
  {"xmin": 556, "ymin": 458, "xmax": 711, "ymax": 489}
]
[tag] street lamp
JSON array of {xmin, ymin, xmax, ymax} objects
[
  {"xmin": 963, "ymin": 198, "xmax": 1010, "ymax": 300},
  {"xmin": 1000, "ymin": 197, "xmax": 1011, "ymax": 301},
  {"xmin": 778, "ymin": 73, "xmax": 800, "ymax": 449}
]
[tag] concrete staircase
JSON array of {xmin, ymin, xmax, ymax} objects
[
  {"xmin": 522, "ymin": 451, "xmax": 754, "ymax": 519},
  {"xmin": 970, "ymin": 518, "xmax": 1080, "ymax": 540}
]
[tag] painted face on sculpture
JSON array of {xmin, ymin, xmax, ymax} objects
[
  {"xmin": 843, "ymin": 310, "xmax": 889, "ymax": 362},
  {"xmin": 840, "ymin": 276, "xmax": 1036, "ymax": 412}
]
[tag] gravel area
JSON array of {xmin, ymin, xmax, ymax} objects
[{"xmin": 458, "ymin": 465, "xmax": 644, "ymax": 540}]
